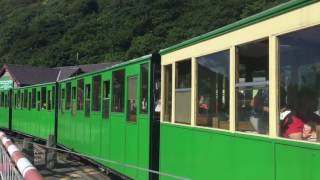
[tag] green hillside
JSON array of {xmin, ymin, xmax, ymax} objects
[{"xmin": 0, "ymin": 0, "xmax": 289, "ymax": 67}]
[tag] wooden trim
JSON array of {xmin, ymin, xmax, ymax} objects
[
  {"xmin": 229, "ymin": 46, "xmax": 236, "ymax": 132},
  {"xmin": 191, "ymin": 57, "xmax": 197, "ymax": 126},
  {"xmin": 171, "ymin": 63, "xmax": 176, "ymax": 123}
]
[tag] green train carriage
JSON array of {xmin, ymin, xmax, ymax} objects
[
  {"xmin": 58, "ymin": 54, "xmax": 160, "ymax": 180},
  {"xmin": 0, "ymin": 89, "xmax": 11, "ymax": 129},
  {"xmin": 12, "ymin": 82, "xmax": 56, "ymax": 139},
  {"xmin": 159, "ymin": 0, "xmax": 320, "ymax": 180}
]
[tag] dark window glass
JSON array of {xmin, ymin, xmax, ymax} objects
[
  {"xmin": 278, "ymin": 26, "xmax": 320, "ymax": 142},
  {"xmin": 28, "ymin": 92, "xmax": 31, "ymax": 110},
  {"xmin": 14, "ymin": 93, "xmax": 17, "ymax": 108},
  {"xmin": 17, "ymin": 90, "xmax": 21, "ymax": 108},
  {"xmin": 103, "ymin": 81, "xmax": 110, "ymax": 119},
  {"xmin": 197, "ymin": 50, "xmax": 230, "ymax": 130},
  {"xmin": 128, "ymin": 76, "xmax": 137, "ymax": 122},
  {"xmin": 48, "ymin": 90, "xmax": 51, "ymax": 110},
  {"xmin": 4, "ymin": 94, "xmax": 7, "ymax": 108},
  {"xmin": 164, "ymin": 65, "xmax": 172, "ymax": 122},
  {"xmin": 140, "ymin": 63, "xmax": 149, "ymax": 113},
  {"xmin": 92, "ymin": 75, "xmax": 101, "ymax": 111},
  {"xmin": 61, "ymin": 88, "xmax": 65, "ymax": 113},
  {"xmin": 77, "ymin": 79, "xmax": 84, "ymax": 110},
  {"xmin": 112, "ymin": 70, "xmax": 125, "ymax": 112},
  {"xmin": 52, "ymin": 86, "xmax": 55, "ymax": 110},
  {"xmin": 85, "ymin": 84, "xmax": 91, "ymax": 117},
  {"xmin": 32, "ymin": 89, "xmax": 36, "ymax": 108},
  {"xmin": 24, "ymin": 90, "xmax": 28, "ymax": 108},
  {"xmin": 71, "ymin": 86, "xmax": 76, "ymax": 114},
  {"xmin": 175, "ymin": 60, "xmax": 191, "ymax": 124},
  {"xmin": 236, "ymin": 39, "xmax": 269, "ymax": 135},
  {"xmin": 20, "ymin": 92, "xmax": 24, "ymax": 109},
  {"xmin": 37, "ymin": 91, "xmax": 41, "ymax": 111},
  {"xmin": 66, "ymin": 83, "xmax": 71, "ymax": 110},
  {"xmin": 41, "ymin": 88, "xmax": 47, "ymax": 110}
]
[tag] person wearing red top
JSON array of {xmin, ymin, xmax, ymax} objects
[{"xmin": 283, "ymin": 114, "xmax": 304, "ymax": 139}]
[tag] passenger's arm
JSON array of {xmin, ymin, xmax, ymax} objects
[{"xmin": 288, "ymin": 132, "xmax": 303, "ymax": 140}]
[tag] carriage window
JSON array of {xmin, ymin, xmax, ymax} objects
[
  {"xmin": 52, "ymin": 86, "xmax": 55, "ymax": 110},
  {"xmin": 72, "ymin": 87, "xmax": 76, "ymax": 99},
  {"xmin": 32, "ymin": 88, "xmax": 36, "ymax": 108},
  {"xmin": 14, "ymin": 93, "xmax": 17, "ymax": 108},
  {"xmin": 236, "ymin": 39, "xmax": 269, "ymax": 135},
  {"xmin": 163, "ymin": 65, "xmax": 172, "ymax": 122},
  {"xmin": 17, "ymin": 90, "xmax": 21, "ymax": 108},
  {"xmin": 4, "ymin": 94, "xmax": 7, "ymax": 108},
  {"xmin": 140, "ymin": 63, "xmax": 149, "ymax": 114},
  {"xmin": 102, "ymin": 80, "xmax": 110, "ymax": 119},
  {"xmin": 48, "ymin": 90, "xmax": 52, "ymax": 110},
  {"xmin": 85, "ymin": 84, "xmax": 91, "ymax": 117},
  {"xmin": 197, "ymin": 50, "xmax": 230, "ymax": 130},
  {"xmin": 24, "ymin": 90, "xmax": 28, "ymax": 108},
  {"xmin": 92, "ymin": 75, "xmax": 101, "ymax": 111},
  {"xmin": 28, "ymin": 92, "xmax": 31, "ymax": 110},
  {"xmin": 37, "ymin": 91, "xmax": 40, "ymax": 111},
  {"xmin": 41, "ymin": 87, "xmax": 47, "ymax": 110},
  {"xmin": 128, "ymin": 76, "xmax": 137, "ymax": 122},
  {"xmin": 77, "ymin": 79, "xmax": 84, "ymax": 110},
  {"xmin": 112, "ymin": 70, "xmax": 125, "ymax": 112},
  {"xmin": 278, "ymin": 26, "xmax": 320, "ymax": 142},
  {"xmin": 66, "ymin": 83, "xmax": 71, "ymax": 110},
  {"xmin": 61, "ymin": 88, "xmax": 65, "ymax": 112},
  {"xmin": 175, "ymin": 60, "xmax": 191, "ymax": 124},
  {"xmin": 21, "ymin": 92, "xmax": 24, "ymax": 109}
]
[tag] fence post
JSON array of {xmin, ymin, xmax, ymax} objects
[{"xmin": 46, "ymin": 134, "xmax": 56, "ymax": 169}]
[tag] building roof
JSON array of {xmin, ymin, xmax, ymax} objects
[
  {"xmin": 0, "ymin": 62, "xmax": 121, "ymax": 86},
  {"xmin": 159, "ymin": 0, "xmax": 317, "ymax": 55},
  {"xmin": 0, "ymin": 64, "xmax": 59, "ymax": 86}
]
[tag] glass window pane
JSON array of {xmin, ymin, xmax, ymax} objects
[
  {"xmin": 41, "ymin": 87, "xmax": 47, "ymax": 110},
  {"xmin": 279, "ymin": 26, "xmax": 320, "ymax": 142},
  {"xmin": 48, "ymin": 90, "xmax": 52, "ymax": 110},
  {"xmin": 236, "ymin": 39, "xmax": 269, "ymax": 135},
  {"xmin": 52, "ymin": 86, "xmax": 55, "ymax": 110},
  {"xmin": 128, "ymin": 76, "xmax": 137, "ymax": 122},
  {"xmin": 103, "ymin": 81, "xmax": 110, "ymax": 119},
  {"xmin": 61, "ymin": 88, "xmax": 65, "ymax": 113},
  {"xmin": 140, "ymin": 63, "xmax": 149, "ymax": 113},
  {"xmin": 66, "ymin": 83, "xmax": 71, "ymax": 110},
  {"xmin": 77, "ymin": 79, "xmax": 84, "ymax": 110},
  {"xmin": 175, "ymin": 60, "xmax": 191, "ymax": 124},
  {"xmin": 92, "ymin": 75, "xmax": 101, "ymax": 111},
  {"xmin": 197, "ymin": 50, "xmax": 230, "ymax": 129},
  {"xmin": 24, "ymin": 90, "xmax": 28, "ymax": 108},
  {"xmin": 112, "ymin": 70, "xmax": 125, "ymax": 112},
  {"xmin": 32, "ymin": 89, "xmax": 36, "ymax": 108},
  {"xmin": 17, "ymin": 90, "xmax": 21, "ymax": 108},
  {"xmin": 85, "ymin": 84, "xmax": 91, "ymax": 117},
  {"xmin": 28, "ymin": 92, "xmax": 31, "ymax": 110},
  {"xmin": 163, "ymin": 65, "xmax": 172, "ymax": 122},
  {"xmin": 37, "ymin": 91, "xmax": 40, "ymax": 111}
]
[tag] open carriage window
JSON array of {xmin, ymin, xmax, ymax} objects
[
  {"xmin": 175, "ymin": 60, "xmax": 191, "ymax": 124},
  {"xmin": 92, "ymin": 75, "xmax": 101, "ymax": 111},
  {"xmin": 140, "ymin": 63, "xmax": 149, "ymax": 114},
  {"xmin": 77, "ymin": 79, "xmax": 84, "ymax": 110},
  {"xmin": 37, "ymin": 91, "xmax": 40, "ymax": 111},
  {"xmin": 28, "ymin": 92, "xmax": 31, "ymax": 110},
  {"xmin": 196, "ymin": 50, "xmax": 230, "ymax": 130},
  {"xmin": 61, "ymin": 88, "xmax": 65, "ymax": 112},
  {"xmin": 236, "ymin": 39, "xmax": 269, "ymax": 135},
  {"xmin": 48, "ymin": 90, "xmax": 52, "ymax": 110},
  {"xmin": 17, "ymin": 90, "xmax": 21, "ymax": 108},
  {"xmin": 112, "ymin": 70, "xmax": 125, "ymax": 112},
  {"xmin": 52, "ymin": 86, "xmax": 55, "ymax": 110},
  {"xmin": 128, "ymin": 76, "xmax": 137, "ymax": 122},
  {"xmin": 278, "ymin": 26, "xmax": 320, "ymax": 143}
]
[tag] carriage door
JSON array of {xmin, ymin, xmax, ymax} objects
[{"xmin": 127, "ymin": 76, "xmax": 137, "ymax": 122}]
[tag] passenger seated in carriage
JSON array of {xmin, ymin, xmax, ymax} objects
[{"xmin": 281, "ymin": 88, "xmax": 320, "ymax": 141}]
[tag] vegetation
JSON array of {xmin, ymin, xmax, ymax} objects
[{"xmin": 0, "ymin": 0, "xmax": 289, "ymax": 67}]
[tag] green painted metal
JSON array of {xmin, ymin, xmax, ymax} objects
[
  {"xmin": 12, "ymin": 83, "xmax": 56, "ymax": 139},
  {"xmin": 159, "ymin": 123, "xmax": 320, "ymax": 180},
  {"xmin": 159, "ymin": 0, "xmax": 318, "ymax": 55},
  {"xmin": 58, "ymin": 57, "xmax": 152, "ymax": 180}
]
